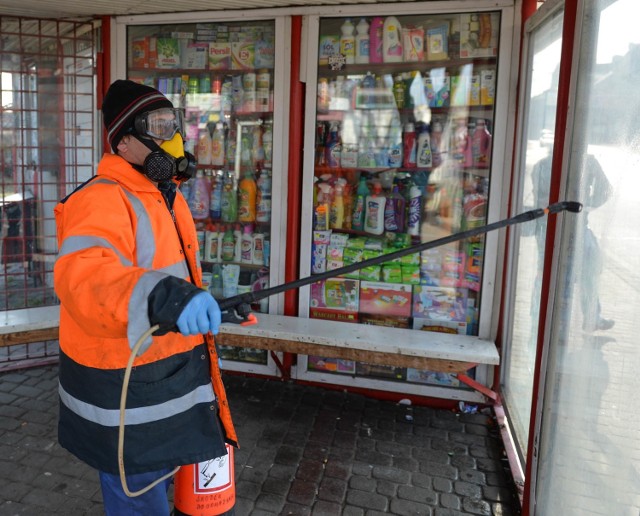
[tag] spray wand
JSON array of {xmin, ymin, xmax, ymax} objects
[{"xmin": 217, "ymin": 201, "xmax": 582, "ymax": 325}]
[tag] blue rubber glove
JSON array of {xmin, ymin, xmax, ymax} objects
[{"xmin": 176, "ymin": 291, "xmax": 222, "ymax": 336}]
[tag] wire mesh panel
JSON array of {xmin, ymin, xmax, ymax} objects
[
  {"xmin": 0, "ymin": 16, "xmax": 100, "ymax": 367},
  {"xmin": 0, "ymin": 16, "xmax": 99, "ymax": 309}
]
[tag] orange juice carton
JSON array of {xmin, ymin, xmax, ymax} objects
[
  {"xmin": 208, "ymin": 42, "xmax": 231, "ymax": 70},
  {"xmin": 231, "ymin": 41, "xmax": 255, "ymax": 70}
]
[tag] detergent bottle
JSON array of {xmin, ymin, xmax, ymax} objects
[
  {"xmin": 351, "ymin": 174, "xmax": 370, "ymax": 231},
  {"xmin": 364, "ymin": 182, "xmax": 386, "ymax": 235},
  {"xmin": 384, "ymin": 184, "xmax": 405, "ymax": 232},
  {"xmin": 369, "ymin": 17, "xmax": 384, "ymax": 63},
  {"xmin": 355, "ymin": 18, "xmax": 370, "ymax": 64},
  {"xmin": 340, "ymin": 19, "xmax": 356, "ymax": 64},
  {"xmin": 238, "ymin": 168, "xmax": 257, "ymax": 223},
  {"xmin": 382, "ymin": 16, "xmax": 403, "ymax": 63}
]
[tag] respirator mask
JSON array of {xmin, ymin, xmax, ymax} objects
[{"xmin": 134, "ymin": 108, "xmax": 196, "ymax": 182}]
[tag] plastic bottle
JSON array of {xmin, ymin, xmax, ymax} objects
[
  {"xmin": 209, "ymin": 172, "xmax": 223, "ymax": 219},
  {"xmin": 330, "ymin": 179, "xmax": 346, "ymax": 229},
  {"xmin": 340, "ymin": 19, "xmax": 356, "ymax": 65},
  {"xmin": 240, "ymin": 224, "xmax": 254, "ymax": 264},
  {"xmin": 324, "ymin": 121, "xmax": 342, "ymax": 167},
  {"xmin": 407, "ymin": 183, "xmax": 422, "ymax": 236},
  {"xmin": 256, "ymin": 168, "xmax": 272, "ymax": 223},
  {"xmin": 210, "ymin": 122, "xmax": 225, "ymax": 167},
  {"xmin": 387, "ymin": 125, "xmax": 403, "ymax": 168},
  {"xmin": 197, "ymin": 127, "xmax": 212, "ymax": 165},
  {"xmin": 351, "ymin": 174, "xmax": 370, "ymax": 231},
  {"xmin": 315, "ymin": 183, "xmax": 332, "ymax": 231},
  {"xmin": 210, "ymin": 263, "xmax": 223, "ymax": 299},
  {"xmin": 453, "ymin": 118, "xmax": 472, "ymax": 167},
  {"xmin": 220, "ymin": 171, "xmax": 237, "ymax": 223},
  {"xmin": 364, "ymin": 182, "xmax": 386, "ymax": 235},
  {"xmin": 384, "ymin": 185, "xmax": 406, "ymax": 232},
  {"xmin": 471, "ymin": 119, "xmax": 492, "ymax": 168},
  {"xmin": 188, "ymin": 170, "xmax": 210, "ymax": 220},
  {"xmin": 221, "ymin": 226, "xmax": 235, "ymax": 262},
  {"xmin": 393, "ymin": 74, "xmax": 405, "ymax": 109},
  {"xmin": 205, "ymin": 223, "xmax": 220, "ymax": 262},
  {"xmin": 355, "ymin": 18, "xmax": 370, "ymax": 64},
  {"xmin": 416, "ymin": 122, "xmax": 433, "ymax": 168},
  {"xmin": 238, "ymin": 168, "xmax": 257, "ymax": 222},
  {"xmin": 403, "ymin": 122, "xmax": 417, "ymax": 168},
  {"xmin": 431, "ymin": 121, "xmax": 443, "ymax": 168},
  {"xmin": 252, "ymin": 231, "xmax": 265, "ymax": 265},
  {"xmin": 233, "ymin": 223, "xmax": 242, "ymax": 262},
  {"xmin": 382, "ymin": 16, "xmax": 403, "ymax": 63},
  {"xmin": 262, "ymin": 123, "xmax": 273, "ymax": 168},
  {"xmin": 369, "ymin": 17, "xmax": 384, "ymax": 64}
]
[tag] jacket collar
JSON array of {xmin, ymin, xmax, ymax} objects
[{"xmin": 96, "ymin": 153, "xmax": 160, "ymax": 193}]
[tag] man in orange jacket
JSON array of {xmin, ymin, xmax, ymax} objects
[{"xmin": 54, "ymin": 80, "xmax": 237, "ymax": 515}]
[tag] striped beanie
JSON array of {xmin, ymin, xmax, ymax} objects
[{"xmin": 102, "ymin": 79, "xmax": 173, "ymax": 152}]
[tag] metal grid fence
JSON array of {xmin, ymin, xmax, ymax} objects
[{"xmin": 0, "ymin": 15, "xmax": 100, "ymax": 368}]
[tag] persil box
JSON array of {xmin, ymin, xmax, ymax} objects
[{"xmin": 359, "ymin": 281, "xmax": 412, "ymax": 317}]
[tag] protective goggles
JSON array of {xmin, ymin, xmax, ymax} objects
[{"xmin": 134, "ymin": 108, "xmax": 185, "ymax": 141}]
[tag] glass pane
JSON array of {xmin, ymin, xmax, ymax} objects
[
  {"xmin": 535, "ymin": 0, "xmax": 640, "ymax": 512},
  {"xmin": 502, "ymin": 8, "xmax": 563, "ymax": 457},
  {"xmin": 309, "ymin": 13, "xmax": 500, "ymax": 385},
  {"xmin": 127, "ymin": 21, "xmax": 276, "ymax": 366}
]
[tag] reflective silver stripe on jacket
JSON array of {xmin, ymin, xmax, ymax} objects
[
  {"xmin": 58, "ymin": 235, "xmax": 132, "ymax": 266},
  {"xmin": 121, "ymin": 188, "xmax": 155, "ymax": 269},
  {"xmin": 58, "ymin": 381, "xmax": 215, "ymax": 427}
]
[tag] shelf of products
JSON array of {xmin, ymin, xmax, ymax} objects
[
  {"xmin": 305, "ymin": 11, "xmax": 500, "ymax": 388},
  {"xmin": 126, "ymin": 20, "xmax": 277, "ymax": 368}
]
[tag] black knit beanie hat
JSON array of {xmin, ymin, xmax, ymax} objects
[{"xmin": 102, "ymin": 79, "xmax": 174, "ymax": 152}]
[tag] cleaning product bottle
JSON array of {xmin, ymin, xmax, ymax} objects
[
  {"xmin": 209, "ymin": 171, "xmax": 223, "ymax": 219},
  {"xmin": 382, "ymin": 16, "xmax": 403, "ymax": 63},
  {"xmin": 407, "ymin": 182, "xmax": 422, "ymax": 236},
  {"xmin": 197, "ymin": 126, "xmax": 212, "ymax": 165},
  {"xmin": 233, "ymin": 223, "xmax": 242, "ymax": 262},
  {"xmin": 416, "ymin": 122, "xmax": 433, "ymax": 168},
  {"xmin": 369, "ymin": 17, "xmax": 384, "ymax": 64},
  {"xmin": 324, "ymin": 121, "xmax": 342, "ymax": 168},
  {"xmin": 471, "ymin": 119, "xmax": 492, "ymax": 168},
  {"xmin": 252, "ymin": 231, "xmax": 265, "ymax": 265},
  {"xmin": 262, "ymin": 123, "xmax": 273, "ymax": 168},
  {"xmin": 210, "ymin": 122, "xmax": 225, "ymax": 167},
  {"xmin": 205, "ymin": 223, "xmax": 220, "ymax": 263},
  {"xmin": 315, "ymin": 182, "xmax": 332, "ymax": 231},
  {"xmin": 387, "ymin": 125, "xmax": 403, "ymax": 168},
  {"xmin": 256, "ymin": 168, "xmax": 272, "ymax": 223},
  {"xmin": 431, "ymin": 121, "xmax": 443, "ymax": 168},
  {"xmin": 403, "ymin": 122, "xmax": 417, "ymax": 168},
  {"xmin": 220, "ymin": 171, "xmax": 237, "ymax": 223},
  {"xmin": 364, "ymin": 182, "xmax": 386, "ymax": 235},
  {"xmin": 188, "ymin": 170, "xmax": 210, "ymax": 220},
  {"xmin": 393, "ymin": 74, "xmax": 405, "ymax": 109},
  {"xmin": 221, "ymin": 226, "xmax": 235, "ymax": 262},
  {"xmin": 240, "ymin": 224, "xmax": 254, "ymax": 264},
  {"xmin": 210, "ymin": 263, "xmax": 223, "ymax": 299},
  {"xmin": 355, "ymin": 18, "xmax": 370, "ymax": 64},
  {"xmin": 384, "ymin": 184, "xmax": 406, "ymax": 232},
  {"xmin": 340, "ymin": 19, "xmax": 356, "ymax": 65},
  {"xmin": 330, "ymin": 179, "xmax": 346, "ymax": 230},
  {"xmin": 238, "ymin": 168, "xmax": 257, "ymax": 222},
  {"xmin": 351, "ymin": 174, "xmax": 370, "ymax": 231}
]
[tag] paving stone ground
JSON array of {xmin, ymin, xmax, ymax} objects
[{"xmin": 0, "ymin": 365, "xmax": 521, "ymax": 515}]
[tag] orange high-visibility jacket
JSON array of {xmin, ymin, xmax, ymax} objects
[{"xmin": 54, "ymin": 153, "xmax": 237, "ymax": 475}]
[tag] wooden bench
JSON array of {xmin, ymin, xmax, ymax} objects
[{"xmin": 0, "ymin": 307, "xmax": 500, "ymax": 400}]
